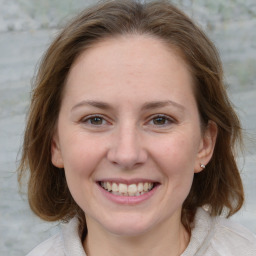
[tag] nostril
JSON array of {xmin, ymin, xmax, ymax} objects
[
  {"xmin": 108, "ymin": 152, "xmax": 144, "ymax": 170},
  {"xmin": 106, "ymin": 135, "xmax": 148, "ymax": 169}
]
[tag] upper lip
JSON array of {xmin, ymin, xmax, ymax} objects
[{"xmin": 97, "ymin": 178, "xmax": 160, "ymax": 185}]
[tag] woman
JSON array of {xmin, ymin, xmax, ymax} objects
[{"xmin": 18, "ymin": 0, "xmax": 256, "ymax": 255}]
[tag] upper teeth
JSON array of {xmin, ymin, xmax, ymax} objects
[{"xmin": 100, "ymin": 182, "xmax": 154, "ymax": 196}]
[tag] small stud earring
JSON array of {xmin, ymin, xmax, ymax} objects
[{"xmin": 200, "ymin": 164, "xmax": 206, "ymax": 169}]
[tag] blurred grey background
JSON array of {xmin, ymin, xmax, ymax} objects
[{"xmin": 0, "ymin": 0, "xmax": 255, "ymax": 255}]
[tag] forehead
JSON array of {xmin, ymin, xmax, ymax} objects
[
  {"xmin": 63, "ymin": 35, "xmax": 195, "ymax": 107},
  {"xmin": 72, "ymin": 34, "xmax": 189, "ymax": 76}
]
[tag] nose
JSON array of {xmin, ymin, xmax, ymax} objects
[{"xmin": 107, "ymin": 125, "xmax": 148, "ymax": 170}]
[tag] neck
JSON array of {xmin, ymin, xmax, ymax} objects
[{"xmin": 83, "ymin": 214, "xmax": 190, "ymax": 256}]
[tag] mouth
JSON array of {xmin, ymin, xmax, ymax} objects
[{"xmin": 98, "ymin": 181, "xmax": 158, "ymax": 197}]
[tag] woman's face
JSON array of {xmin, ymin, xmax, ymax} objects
[{"xmin": 52, "ymin": 35, "xmax": 216, "ymax": 236}]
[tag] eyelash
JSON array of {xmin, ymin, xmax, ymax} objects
[
  {"xmin": 81, "ymin": 115, "xmax": 109, "ymax": 126},
  {"xmin": 80, "ymin": 114, "xmax": 175, "ymax": 128},
  {"xmin": 147, "ymin": 114, "xmax": 175, "ymax": 127}
]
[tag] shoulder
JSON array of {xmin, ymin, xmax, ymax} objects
[
  {"xmin": 26, "ymin": 217, "xmax": 86, "ymax": 256},
  {"xmin": 26, "ymin": 233, "xmax": 64, "ymax": 256},
  {"xmin": 183, "ymin": 208, "xmax": 256, "ymax": 256},
  {"xmin": 212, "ymin": 214, "xmax": 256, "ymax": 255}
]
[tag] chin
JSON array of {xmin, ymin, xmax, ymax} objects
[
  {"xmin": 107, "ymin": 225, "xmax": 150, "ymax": 237},
  {"xmin": 99, "ymin": 215, "xmax": 154, "ymax": 237}
]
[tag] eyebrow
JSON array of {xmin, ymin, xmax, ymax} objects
[
  {"xmin": 71, "ymin": 100, "xmax": 112, "ymax": 112},
  {"xmin": 141, "ymin": 100, "xmax": 185, "ymax": 112},
  {"xmin": 71, "ymin": 100, "xmax": 185, "ymax": 112}
]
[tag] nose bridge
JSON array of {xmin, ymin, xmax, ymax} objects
[{"xmin": 107, "ymin": 121, "xmax": 147, "ymax": 169}]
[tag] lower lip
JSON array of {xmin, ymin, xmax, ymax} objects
[{"xmin": 97, "ymin": 184, "xmax": 159, "ymax": 205}]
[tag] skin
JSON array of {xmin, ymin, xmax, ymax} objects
[{"xmin": 51, "ymin": 35, "xmax": 217, "ymax": 256}]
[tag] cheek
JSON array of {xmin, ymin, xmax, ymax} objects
[
  {"xmin": 150, "ymin": 130, "xmax": 200, "ymax": 184},
  {"xmin": 157, "ymin": 134, "xmax": 199, "ymax": 166},
  {"xmin": 59, "ymin": 132, "xmax": 105, "ymax": 187},
  {"xmin": 60, "ymin": 137, "xmax": 103, "ymax": 211},
  {"xmin": 59, "ymin": 126, "xmax": 97, "ymax": 165}
]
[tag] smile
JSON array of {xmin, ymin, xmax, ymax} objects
[{"xmin": 99, "ymin": 181, "xmax": 155, "ymax": 196}]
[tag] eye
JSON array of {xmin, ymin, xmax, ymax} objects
[
  {"xmin": 152, "ymin": 116, "xmax": 168, "ymax": 125},
  {"xmin": 81, "ymin": 115, "xmax": 108, "ymax": 126},
  {"xmin": 148, "ymin": 114, "xmax": 174, "ymax": 127}
]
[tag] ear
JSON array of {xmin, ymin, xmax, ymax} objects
[
  {"xmin": 194, "ymin": 120, "xmax": 218, "ymax": 173},
  {"xmin": 51, "ymin": 132, "xmax": 64, "ymax": 168}
]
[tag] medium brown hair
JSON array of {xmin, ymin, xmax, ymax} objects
[{"xmin": 18, "ymin": 0, "xmax": 244, "ymax": 234}]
